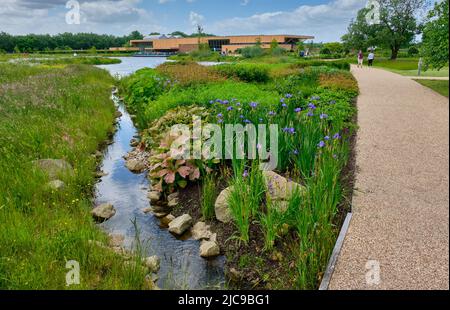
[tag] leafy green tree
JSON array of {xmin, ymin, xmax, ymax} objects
[
  {"xmin": 343, "ymin": 0, "xmax": 425, "ymax": 59},
  {"xmin": 421, "ymin": 0, "xmax": 449, "ymax": 69}
]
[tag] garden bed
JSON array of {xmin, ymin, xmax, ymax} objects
[{"xmin": 120, "ymin": 58, "xmax": 359, "ymax": 289}]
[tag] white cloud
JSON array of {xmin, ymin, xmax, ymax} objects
[
  {"xmin": 189, "ymin": 11, "xmax": 204, "ymax": 26},
  {"xmin": 210, "ymin": 0, "xmax": 367, "ymax": 42}
]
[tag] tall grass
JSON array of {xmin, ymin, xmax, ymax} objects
[
  {"xmin": 201, "ymin": 173, "xmax": 217, "ymax": 220},
  {"xmin": 0, "ymin": 63, "xmax": 148, "ymax": 289},
  {"xmin": 228, "ymin": 161, "xmax": 266, "ymax": 243}
]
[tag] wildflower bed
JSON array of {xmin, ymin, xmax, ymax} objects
[{"xmin": 120, "ymin": 59, "xmax": 358, "ymax": 289}]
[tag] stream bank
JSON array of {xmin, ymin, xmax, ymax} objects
[{"xmin": 94, "ymin": 58, "xmax": 225, "ymax": 289}]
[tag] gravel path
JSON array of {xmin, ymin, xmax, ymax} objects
[{"xmin": 329, "ymin": 66, "xmax": 449, "ymax": 290}]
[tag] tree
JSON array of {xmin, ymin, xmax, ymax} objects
[
  {"xmin": 169, "ymin": 31, "xmax": 189, "ymax": 38},
  {"xmin": 343, "ymin": 0, "xmax": 425, "ymax": 59},
  {"xmin": 377, "ymin": 0, "xmax": 425, "ymax": 59},
  {"xmin": 321, "ymin": 42, "xmax": 344, "ymax": 55},
  {"xmin": 421, "ymin": 0, "xmax": 449, "ymax": 70}
]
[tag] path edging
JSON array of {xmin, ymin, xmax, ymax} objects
[{"xmin": 318, "ymin": 212, "xmax": 353, "ymax": 290}]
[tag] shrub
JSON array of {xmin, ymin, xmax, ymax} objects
[
  {"xmin": 319, "ymin": 71, "xmax": 359, "ymax": 95},
  {"xmin": 120, "ymin": 68, "xmax": 172, "ymax": 128},
  {"xmin": 292, "ymin": 60, "xmax": 351, "ymax": 71},
  {"xmin": 239, "ymin": 45, "xmax": 265, "ymax": 58},
  {"xmin": 155, "ymin": 62, "xmax": 225, "ymax": 86},
  {"xmin": 144, "ymin": 81, "xmax": 280, "ymax": 123},
  {"xmin": 214, "ymin": 64, "xmax": 270, "ymax": 83}
]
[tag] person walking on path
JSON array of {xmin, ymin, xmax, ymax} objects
[
  {"xmin": 357, "ymin": 50, "xmax": 364, "ymax": 68},
  {"xmin": 368, "ymin": 51, "xmax": 375, "ymax": 67}
]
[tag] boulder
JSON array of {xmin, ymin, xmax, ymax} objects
[
  {"xmin": 214, "ymin": 186, "xmax": 234, "ymax": 223},
  {"xmin": 143, "ymin": 256, "xmax": 161, "ymax": 273},
  {"xmin": 263, "ymin": 171, "xmax": 305, "ymax": 201},
  {"xmin": 160, "ymin": 214, "xmax": 175, "ymax": 226},
  {"xmin": 47, "ymin": 180, "xmax": 65, "ymax": 191},
  {"xmin": 190, "ymin": 222, "xmax": 213, "ymax": 240},
  {"xmin": 109, "ymin": 234, "xmax": 125, "ymax": 247},
  {"xmin": 147, "ymin": 191, "xmax": 161, "ymax": 203},
  {"xmin": 168, "ymin": 214, "xmax": 193, "ymax": 235},
  {"xmin": 91, "ymin": 203, "xmax": 116, "ymax": 222},
  {"xmin": 115, "ymin": 111, "xmax": 123, "ymax": 118},
  {"xmin": 126, "ymin": 159, "xmax": 146, "ymax": 173},
  {"xmin": 167, "ymin": 192, "xmax": 179, "ymax": 208},
  {"xmin": 34, "ymin": 159, "xmax": 73, "ymax": 180},
  {"xmin": 200, "ymin": 240, "xmax": 220, "ymax": 258}
]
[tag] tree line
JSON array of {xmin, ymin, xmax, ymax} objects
[{"xmin": 0, "ymin": 31, "xmax": 144, "ymax": 53}]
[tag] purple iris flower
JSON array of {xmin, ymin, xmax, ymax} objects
[
  {"xmin": 239, "ymin": 115, "xmax": 245, "ymax": 119},
  {"xmin": 318, "ymin": 141, "xmax": 326, "ymax": 148},
  {"xmin": 311, "ymin": 96, "xmax": 321, "ymax": 101},
  {"xmin": 280, "ymin": 98, "xmax": 285, "ymax": 103},
  {"xmin": 292, "ymin": 149, "xmax": 299, "ymax": 155},
  {"xmin": 209, "ymin": 100, "xmax": 214, "ymax": 104},
  {"xmin": 268, "ymin": 111, "xmax": 276, "ymax": 116},
  {"xmin": 308, "ymin": 103, "xmax": 316, "ymax": 110},
  {"xmin": 307, "ymin": 111, "xmax": 314, "ymax": 117},
  {"xmin": 283, "ymin": 127, "xmax": 295, "ymax": 134},
  {"xmin": 285, "ymin": 93, "xmax": 293, "ymax": 99},
  {"xmin": 222, "ymin": 100, "xmax": 229, "ymax": 105},
  {"xmin": 217, "ymin": 113, "xmax": 223, "ymax": 118},
  {"xmin": 227, "ymin": 106, "xmax": 233, "ymax": 111},
  {"xmin": 217, "ymin": 119, "xmax": 223, "ymax": 124},
  {"xmin": 243, "ymin": 170, "xmax": 249, "ymax": 178},
  {"xmin": 244, "ymin": 119, "xmax": 252, "ymax": 124},
  {"xmin": 333, "ymin": 133, "xmax": 341, "ymax": 140},
  {"xmin": 250, "ymin": 102, "xmax": 258, "ymax": 108},
  {"xmin": 236, "ymin": 102, "xmax": 241, "ymax": 106},
  {"xmin": 324, "ymin": 136, "xmax": 330, "ymax": 141},
  {"xmin": 282, "ymin": 103, "xmax": 288, "ymax": 108},
  {"xmin": 320, "ymin": 113, "xmax": 329, "ymax": 119},
  {"xmin": 294, "ymin": 108, "xmax": 302, "ymax": 113}
]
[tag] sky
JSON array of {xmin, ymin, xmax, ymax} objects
[{"xmin": 0, "ymin": 0, "xmax": 378, "ymax": 42}]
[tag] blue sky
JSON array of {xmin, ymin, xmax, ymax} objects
[{"xmin": 0, "ymin": 1, "xmax": 387, "ymax": 41}]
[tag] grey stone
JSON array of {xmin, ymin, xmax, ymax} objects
[
  {"xmin": 168, "ymin": 214, "xmax": 193, "ymax": 235},
  {"xmin": 91, "ymin": 203, "xmax": 116, "ymax": 222}
]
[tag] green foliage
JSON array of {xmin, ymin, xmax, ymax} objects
[
  {"xmin": 143, "ymin": 81, "xmax": 279, "ymax": 123},
  {"xmin": 201, "ymin": 173, "xmax": 218, "ymax": 220},
  {"xmin": 119, "ymin": 68, "xmax": 172, "ymax": 128},
  {"xmin": 0, "ymin": 31, "xmax": 144, "ymax": 53},
  {"xmin": 214, "ymin": 64, "xmax": 271, "ymax": 83},
  {"xmin": 421, "ymin": 0, "xmax": 449, "ymax": 70},
  {"xmin": 29, "ymin": 57, "xmax": 121, "ymax": 66},
  {"xmin": 342, "ymin": 0, "xmax": 424, "ymax": 59},
  {"xmin": 240, "ymin": 45, "xmax": 265, "ymax": 59},
  {"xmin": 228, "ymin": 161, "xmax": 266, "ymax": 243},
  {"xmin": 0, "ymin": 64, "xmax": 149, "ymax": 289}
]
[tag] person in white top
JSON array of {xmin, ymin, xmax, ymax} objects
[{"xmin": 368, "ymin": 51, "xmax": 375, "ymax": 67}]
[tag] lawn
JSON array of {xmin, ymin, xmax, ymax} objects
[
  {"xmin": 415, "ymin": 79, "xmax": 449, "ymax": 97},
  {"xmin": 120, "ymin": 58, "xmax": 358, "ymax": 289},
  {"xmin": 347, "ymin": 56, "xmax": 449, "ymax": 77},
  {"xmin": 0, "ymin": 63, "xmax": 149, "ymax": 289}
]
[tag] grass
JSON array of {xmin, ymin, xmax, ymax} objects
[
  {"xmin": 414, "ymin": 79, "xmax": 449, "ymax": 97},
  {"xmin": 0, "ymin": 63, "xmax": 148, "ymax": 289},
  {"xmin": 347, "ymin": 56, "xmax": 449, "ymax": 77},
  {"xmin": 201, "ymin": 173, "xmax": 218, "ymax": 220},
  {"xmin": 28, "ymin": 56, "xmax": 122, "ymax": 66}
]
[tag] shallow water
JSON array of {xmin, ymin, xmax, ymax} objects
[
  {"xmin": 94, "ymin": 57, "xmax": 225, "ymax": 289},
  {"xmin": 96, "ymin": 57, "xmax": 168, "ymax": 77}
]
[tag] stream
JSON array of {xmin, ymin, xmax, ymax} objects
[{"xmin": 94, "ymin": 57, "xmax": 225, "ymax": 289}]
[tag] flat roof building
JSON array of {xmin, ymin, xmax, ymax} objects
[{"xmin": 129, "ymin": 34, "xmax": 314, "ymax": 54}]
